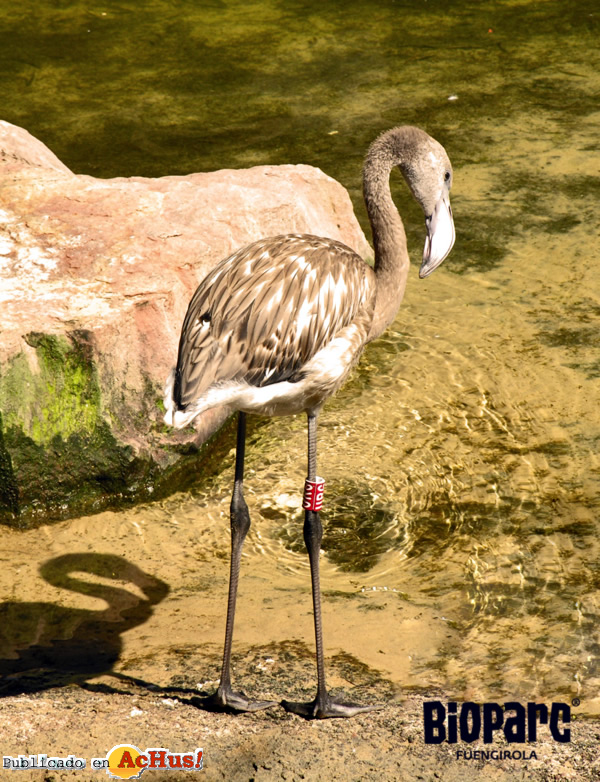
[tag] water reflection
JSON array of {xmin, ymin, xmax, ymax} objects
[{"xmin": 273, "ymin": 477, "xmax": 403, "ymax": 573}]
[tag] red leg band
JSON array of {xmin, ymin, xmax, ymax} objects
[{"xmin": 302, "ymin": 477, "xmax": 325, "ymax": 512}]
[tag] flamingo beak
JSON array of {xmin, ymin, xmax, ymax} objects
[{"xmin": 420, "ymin": 192, "xmax": 455, "ymax": 278}]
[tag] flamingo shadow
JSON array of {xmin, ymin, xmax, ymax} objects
[{"xmin": 0, "ymin": 552, "xmax": 169, "ymax": 696}]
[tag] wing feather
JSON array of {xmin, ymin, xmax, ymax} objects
[{"xmin": 173, "ymin": 234, "xmax": 375, "ymax": 410}]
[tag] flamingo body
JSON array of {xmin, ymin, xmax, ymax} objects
[{"xmin": 164, "ymin": 125, "xmax": 456, "ymax": 718}]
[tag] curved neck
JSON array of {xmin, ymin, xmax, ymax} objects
[{"xmin": 363, "ymin": 135, "xmax": 411, "ymax": 341}]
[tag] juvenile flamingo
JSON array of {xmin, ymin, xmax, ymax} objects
[{"xmin": 164, "ymin": 126, "xmax": 455, "ymax": 718}]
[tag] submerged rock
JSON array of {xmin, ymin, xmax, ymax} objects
[{"xmin": 0, "ymin": 120, "xmax": 371, "ymax": 527}]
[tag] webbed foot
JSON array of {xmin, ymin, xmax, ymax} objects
[
  {"xmin": 281, "ymin": 692, "xmax": 382, "ymax": 719},
  {"xmin": 202, "ymin": 686, "xmax": 277, "ymax": 713}
]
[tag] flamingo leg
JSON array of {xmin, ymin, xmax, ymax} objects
[
  {"xmin": 204, "ymin": 412, "xmax": 276, "ymax": 713},
  {"xmin": 281, "ymin": 412, "xmax": 381, "ymax": 719}
]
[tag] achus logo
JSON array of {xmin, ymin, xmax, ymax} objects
[{"xmin": 105, "ymin": 746, "xmax": 203, "ymax": 779}]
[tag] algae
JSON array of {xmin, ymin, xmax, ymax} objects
[
  {"xmin": 1, "ymin": 330, "xmax": 100, "ymax": 447},
  {"xmin": 0, "ymin": 412, "xmax": 19, "ymax": 519},
  {"xmin": 0, "ymin": 331, "xmax": 158, "ymax": 528}
]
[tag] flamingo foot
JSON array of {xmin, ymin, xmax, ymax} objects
[
  {"xmin": 202, "ymin": 685, "xmax": 277, "ymax": 713},
  {"xmin": 281, "ymin": 692, "xmax": 382, "ymax": 719}
]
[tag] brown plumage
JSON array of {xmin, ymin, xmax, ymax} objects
[
  {"xmin": 173, "ymin": 234, "xmax": 374, "ymax": 405},
  {"xmin": 163, "ymin": 125, "xmax": 456, "ymax": 719}
]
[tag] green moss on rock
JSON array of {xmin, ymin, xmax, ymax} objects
[
  {"xmin": 0, "ymin": 331, "xmax": 159, "ymax": 528},
  {"xmin": 1, "ymin": 331, "xmax": 101, "ymax": 446},
  {"xmin": 0, "ymin": 412, "xmax": 19, "ymax": 519}
]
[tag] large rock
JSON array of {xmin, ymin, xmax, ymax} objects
[{"xmin": 0, "ymin": 120, "xmax": 371, "ymax": 527}]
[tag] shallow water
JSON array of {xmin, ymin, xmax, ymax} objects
[{"xmin": 0, "ymin": 0, "xmax": 599, "ymax": 715}]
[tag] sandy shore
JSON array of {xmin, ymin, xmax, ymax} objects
[{"xmin": 1, "ymin": 671, "xmax": 597, "ymax": 782}]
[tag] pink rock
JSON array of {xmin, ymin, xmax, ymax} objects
[{"xmin": 0, "ymin": 120, "xmax": 371, "ymax": 526}]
